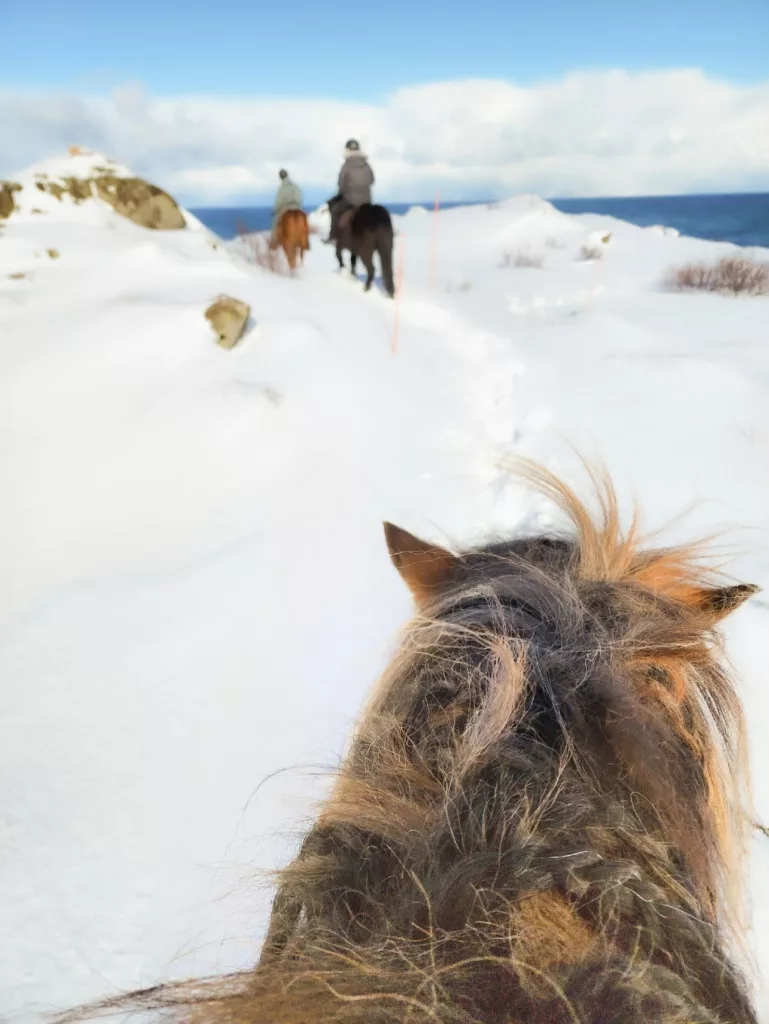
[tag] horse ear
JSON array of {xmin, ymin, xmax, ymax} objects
[
  {"xmin": 692, "ymin": 583, "xmax": 759, "ymax": 622},
  {"xmin": 383, "ymin": 523, "xmax": 460, "ymax": 604}
]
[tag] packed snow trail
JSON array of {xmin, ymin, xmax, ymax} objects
[
  {"xmin": 1, "ymin": 168, "xmax": 527, "ymax": 1022},
  {"xmin": 1, "ymin": 157, "xmax": 768, "ymax": 1021}
]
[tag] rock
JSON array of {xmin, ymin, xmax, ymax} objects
[
  {"xmin": 8, "ymin": 272, "xmax": 26, "ymax": 280},
  {"xmin": 0, "ymin": 182, "xmax": 22, "ymax": 219},
  {"xmin": 62, "ymin": 177, "xmax": 94, "ymax": 203},
  {"xmin": 94, "ymin": 176, "xmax": 185, "ymax": 229},
  {"xmin": 31, "ymin": 173, "xmax": 186, "ymax": 230},
  {"xmin": 47, "ymin": 249, "xmax": 60, "ymax": 259},
  {"xmin": 205, "ymin": 296, "xmax": 251, "ymax": 350}
]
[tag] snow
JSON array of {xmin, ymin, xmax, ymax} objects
[{"xmin": 2, "ymin": 152, "xmax": 768, "ymax": 1021}]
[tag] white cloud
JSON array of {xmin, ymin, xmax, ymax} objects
[{"xmin": 2, "ymin": 70, "xmax": 768, "ymax": 204}]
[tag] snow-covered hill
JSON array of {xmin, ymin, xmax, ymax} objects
[{"xmin": 2, "ymin": 152, "xmax": 768, "ymax": 1021}]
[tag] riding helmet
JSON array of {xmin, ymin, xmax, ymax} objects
[
  {"xmin": 278, "ymin": 168, "xmax": 288, "ymax": 179},
  {"xmin": 344, "ymin": 139, "xmax": 360, "ymax": 152}
]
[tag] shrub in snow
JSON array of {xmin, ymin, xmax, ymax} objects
[
  {"xmin": 579, "ymin": 245, "xmax": 604, "ymax": 262},
  {"xmin": 235, "ymin": 222, "xmax": 289, "ymax": 274},
  {"xmin": 500, "ymin": 250, "xmax": 544, "ymax": 269},
  {"xmin": 664, "ymin": 257, "xmax": 769, "ymax": 297}
]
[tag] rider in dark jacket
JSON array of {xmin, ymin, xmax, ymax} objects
[{"xmin": 325, "ymin": 139, "xmax": 375, "ymax": 244}]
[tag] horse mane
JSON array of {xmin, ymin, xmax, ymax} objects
[{"xmin": 57, "ymin": 462, "xmax": 758, "ymax": 1024}]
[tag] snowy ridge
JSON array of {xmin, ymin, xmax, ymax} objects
[
  {"xmin": 17, "ymin": 149, "xmax": 132, "ymax": 182},
  {"xmin": 2, "ymin": 153, "xmax": 768, "ymax": 1021},
  {"xmin": 4, "ymin": 148, "xmax": 207, "ymax": 232}
]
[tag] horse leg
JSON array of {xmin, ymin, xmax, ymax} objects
[
  {"xmin": 377, "ymin": 229, "xmax": 395, "ymax": 298},
  {"xmin": 350, "ymin": 251, "xmax": 358, "ymax": 278},
  {"xmin": 360, "ymin": 241, "xmax": 376, "ymax": 291},
  {"xmin": 336, "ymin": 244, "xmax": 345, "ymax": 271}
]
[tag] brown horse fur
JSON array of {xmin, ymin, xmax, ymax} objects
[
  {"xmin": 272, "ymin": 208, "xmax": 310, "ymax": 271},
  {"xmin": 59, "ymin": 462, "xmax": 760, "ymax": 1024}
]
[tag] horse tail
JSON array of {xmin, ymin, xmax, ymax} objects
[{"xmin": 377, "ymin": 226, "xmax": 395, "ymax": 298}]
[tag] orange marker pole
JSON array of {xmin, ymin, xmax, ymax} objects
[
  {"xmin": 428, "ymin": 190, "xmax": 440, "ymax": 289},
  {"xmin": 391, "ymin": 235, "xmax": 406, "ymax": 355}
]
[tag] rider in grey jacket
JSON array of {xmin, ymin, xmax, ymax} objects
[
  {"xmin": 325, "ymin": 140, "xmax": 375, "ymax": 244},
  {"xmin": 271, "ymin": 169, "xmax": 303, "ymax": 244}
]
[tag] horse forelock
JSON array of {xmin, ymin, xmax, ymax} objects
[{"xmin": 350, "ymin": 467, "xmax": 752, "ymax": 930}]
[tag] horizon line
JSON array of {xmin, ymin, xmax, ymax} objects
[{"xmin": 187, "ymin": 189, "xmax": 769, "ymax": 210}]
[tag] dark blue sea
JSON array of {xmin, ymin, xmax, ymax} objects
[{"xmin": 191, "ymin": 193, "xmax": 769, "ymax": 249}]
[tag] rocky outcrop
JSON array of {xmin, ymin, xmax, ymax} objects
[
  {"xmin": 205, "ymin": 296, "xmax": 251, "ymax": 350},
  {"xmin": 0, "ymin": 182, "xmax": 22, "ymax": 219},
  {"xmin": 94, "ymin": 176, "xmax": 186, "ymax": 230},
  {"xmin": 33, "ymin": 174, "xmax": 186, "ymax": 230}
]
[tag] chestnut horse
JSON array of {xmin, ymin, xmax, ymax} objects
[
  {"xmin": 61, "ymin": 463, "xmax": 759, "ymax": 1024},
  {"xmin": 272, "ymin": 208, "xmax": 309, "ymax": 271}
]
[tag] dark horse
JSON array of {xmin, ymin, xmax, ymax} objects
[
  {"xmin": 331, "ymin": 197, "xmax": 395, "ymax": 298},
  {"xmin": 60, "ymin": 462, "xmax": 759, "ymax": 1024}
]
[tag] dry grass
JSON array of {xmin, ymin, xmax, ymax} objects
[
  {"xmin": 500, "ymin": 249, "xmax": 544, "ymax": 269},
  {"xmin": 235, "ymin": 220, "xmax": 288, "ymax": 274},
  {"xmin": 664, "ymin": 257, "xmax": 769, "ymax": 296}
]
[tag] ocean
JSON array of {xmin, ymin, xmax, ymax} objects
[{"xmin": 191, "ymin": 192, "xmax": 769, "ymax": 249}]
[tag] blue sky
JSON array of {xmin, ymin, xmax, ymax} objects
[
  {"xmin": 5, "ymin": 0, "xmax": 769, "ymax": 97},
  {"xmin": 3, "ymin": 0, "xmax": 768, "ymax": 202}
]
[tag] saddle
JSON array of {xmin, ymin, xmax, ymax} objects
[
  {"xmin": 278, "ymin": 203, "xmax": 302, "ymax": 222},
  {"xmin": 338, "ymin": 208, "xmax": 356, "ymax": 233}
]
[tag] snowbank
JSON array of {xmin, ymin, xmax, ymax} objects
[{"xmin": 2, "ymin": 154, "xmax": 768, "ymax": 1021}]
